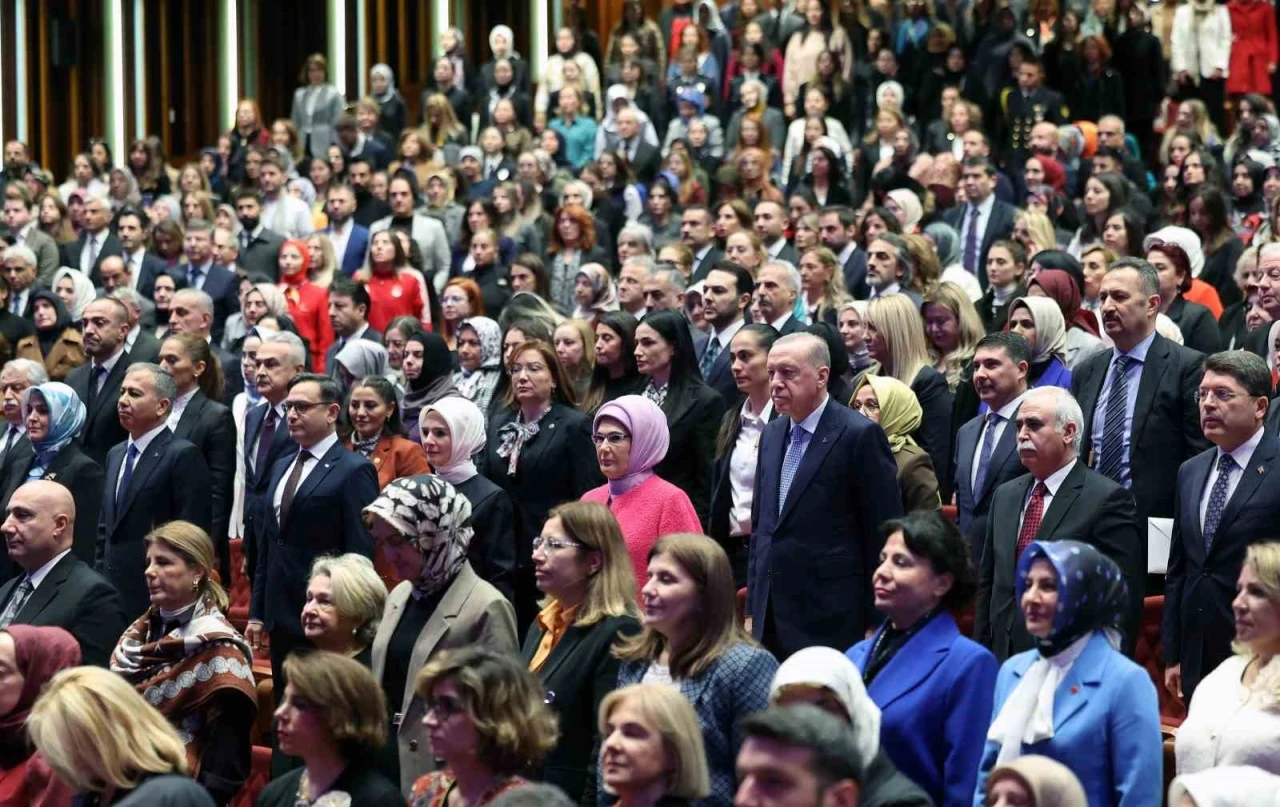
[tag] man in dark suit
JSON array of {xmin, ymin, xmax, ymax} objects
[
  {"xmin": 953, "ymin": 332, "xmax": 1031, "ymax": 562},
  {"xmin": 114, "ymin": 207, "xmax": 171, "ymax": 298},
  {"xmin": 749, "ymin": 333, "xmax": 903, "ymax": 659},
  {"xmin": 756, "ymin": 202, "xmax": 799, "ymax": 267},
  {"xmin": 682, "ymin": 206, "xmax": 723, "ymax": 283},
  {"xmin": 336, "ymin": 114, "xmax": 390, "ymax": 171},
  {"xmin": 1, "ymin": 243, "xmax": 42, "ymax": 319},
  {"xmin": 67, "ymin": 298, "xmax": 134, "ymax": 465},
  {"xmin": 976, "ymin": 387, "xmax": 1143, "ymax": 661},
  {"xmin": 819, "ymin": 207, "xmax": 868, "ymax": 300},
  {"xmin": 944, "ymin": 156, "xmax": 1017, "ymax": 288},
  {"xmin": 615, "ymin": 107, "xmax": 662, "ymax": 185},
  {"xmin": 59, "ymin": 194, "xmax": 122, "ymax": 282},
  {"xmin": 322, "ymin": 184, "xmax": 369, "ymax": 278},
  {"xmin": 323, "ymin": 277, "xmax": 381, "ymax": 375},
  {"xmin": 179, "ymin": 221, "xmax": 240, "ymax": 340},
  {"xmin": 1165, "ymin": 351, "xmax": 1280, "ymax": 701},
  {"xmin": 97, "ymin": 363, "xmax": 212, "ymax": 619},
  {"xmin": 695, "ymin": 262, "xmax": 754, "ymax": 408},
  {"xmin": 168, "ymin": 289, "xmax": 242, "ymax": 402},
  {"xmin": 754, "ymin": 262, "xmax": 805, "ymax": 335},
  {"xmin": 0, "ymin": 358, "xmax": 42, "ymax": 469},
  {"xmin": 109, "ymin": 286, "xmax": 162, "ymax": 364},
  {"xmin": 234, "ymin": 190, "xmax": 288, "ymax": 283},
  {"xmin": 245, "ymin": 374, "xmax": 378, "ymax": 687},
  {"xmin": 0, "ymin": 480, "xmax": 128, "ymax": 665},
  {"xmin": 1070, "ymin": 258, "xmax": 1210, "ymax": 529}
]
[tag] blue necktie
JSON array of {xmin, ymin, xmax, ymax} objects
[
  {"xmin": 1096, "ymin": 355, "xmax": 1132, "ymax": 483},
  {"xmin": 116, "ymin": 444, "xmax": 139, "ymax": 509},
  {"xmin": 973, "ymin": 412, "xmax": 1000, "ymax": 496},
  {"xmin": 700, "ymin": 337, "xmax": 721, "ymax": 379},
  {"xmin": 188, "ymin": 266, "xmax": 203, "ymax": 289},
  {"xmin": 1202, "ymin": 454, "xmax": 1235, "ymax": 551},
  {"xmin": 778, "ymin": 426, "xmax": 808, "ymax": 514}
]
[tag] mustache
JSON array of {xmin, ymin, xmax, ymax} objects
[{"xmin": 1018, "ymin": 441, "xmax": 1035, "ymax": 452}]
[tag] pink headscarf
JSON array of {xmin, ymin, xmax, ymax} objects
[{"xmin": 593, "ymin": 395, "xmax": 670, "ymax": 497}]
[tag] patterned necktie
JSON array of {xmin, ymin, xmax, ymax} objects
[
  {"xmin": 87, "ymin": 364, "xmax": 107, "ymax": 411},
  {"xmin": 778, "ymin": 426, "xmax": 809, "ymax": 514},
  {"xmin": 188, "ymin": 265, "xmax": 203, "ymax": 290},
  {"xmin": 254, "ymin": 407, "xmax": 279, "ymax": 475},
  {"xmin": 1015, "ymin": 482, "xmax": 1049, "ymax": 558},
  {"xmin": 1202, "ymin": 454, "xmax": 1236, "ymax": 551},
  {"xmin": 963, "ymin": 205, "xmax": 980, "ymax": 274},
  {"xmin": 116, "ymin": 444, "xmax": 139, "ymax": 509},
  {"xmin": 279, "ymin": 450, "xmax": 313, "ymax": 523},
  {"xmin": 973, "ymin": 412, "xmax": 1001, "ymax": 496},
  {"xmin": 0, "ymin": 579, "xmax": 32, "ymax": 628},
  {"xmin": 1096, "ymin": 355, "xmax": 1132, "ymax": 483},
  {"xmin": 700, "ymin": 336, "xmax": 721, "ymax": 379}
]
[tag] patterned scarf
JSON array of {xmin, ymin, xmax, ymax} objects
[
  {"xmin": 363, "ymin": 475, "xmax": 474, "ymax": 596},
  {"xmin": 352, "ymin": 435, "xmax": 380, "ymax": 457},
  {"xmin": 496, "ymin": 408, "xmax": 549, "ymax": 476},
  {"xmin": 643, "ymin": 380, "xmax": 668, "ymax": 408}
]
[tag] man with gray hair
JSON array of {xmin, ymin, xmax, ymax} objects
[
  {"xmin": 59, "ymin": 191, "xmax": 122, "ymax": 279},
  {"xmin": 754, "ymin": 261, "xmax": 804, "ymax": 335},
  {"xmin": 109, "ymin": 286, "xmax": 161, "ymax": 364},
  {"xmin": 748, "ymin": 332, "xmax": 902, "ymax": 658},
  {"xmin": 642, "ymin": 265, "xmax": 687, "ymax": 315},
  {"xmin": 168, "ymin": 287, "xmax": 241, "ymax": 402},
  {"xmin": 180, "ymin": 218, "xmax": 240, "ymax": 340},
  {"xmin": 98, "ymin": 362, "xmax": 212, "ymax": 617},
  {"xmin": 617, "ymin": 255, "xmax": 655, "ymax": 319},
  {"xmin": 67, "ymin": 297, "xmax": 134, "ymax": 465},
  {"xmin": 0, "ymin": 358, "xmax": 47, "ymax": 468},
  {"xmin": 977, "ymin": 385, "xmax": 1143, "ymax": 661},
  {"xmin": 1, "ymin": 244, "xmax": 39, "ymax": 317}
]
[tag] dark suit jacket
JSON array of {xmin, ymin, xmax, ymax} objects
[
  {"xmin": 690, "ymin": 246, "xmax": 725, "ymax": 284},
  {"xmin": 748, "ymin": 399, "xmax": 903, "ymax": 657},
  {"xmin": 1070, "ymin": 333, "xmax": 1210, "ymax": 526},
  {"xmin": 977, "ymin": 462, "xmax": 1143, "ymax": 661},
  {"xmin": 911, "ymin": 366, "xmax": 955, "ymax": 499},
  {"xmin": 127, "ymin": 328, "xmax": 162, "ymax": 365},
  {"xmin": 197, "ymin": 263, "xmax": 240, "ymax": 341},
  {"xmin": 628, "ymin": 141, "xmax": 663, "ymax": 185},
  {"xmin": 66, "ymin": 353, "xmax": 134, "ymax": 466},
  {"xmin": 172, "ymin": 391, "xmax": 237, "ymax": 581},
  {"xmin": 97, "ymin": 429, "xmax": 212, "ymax": 618},
  {"xmin": 241, "ymin": 401, "xmax": 296, "ymax": 589},
  {"xmin": 249, "ymin": 439, "xmax": 378, "ymax": 635},
  {"xmin": 1166, "ymin": 295, "xmax": 1223, "ymax": 357},
  {"xmin": 0, "ymin": 442, "xmax": 103, "ymax": 568},
  {"xmin": 655, "ymin": 381, "xmax": 727, "ymax": 528},
  {"xmin": 59, "ymin": 231, "xmax": 124, "ymax": 283},
  {"xmin": 324, "ymin": 327, "xmax": 384, "ymax": 375},
  {"xmin": 767, "ymin": 241, "xmax": 799, "ymax": 267},
  {"xmin": 710, "ymin": 401, "xmax": 782, "ymax": 584},
  {"xmin": 210, "ymin": 343, "xmax": 244, "ymax": 404},
  {"xmin": 695, "ymin": 329, "xmax": 740, "ymax": 409},
  {"xmin": 134, "ymin": 252, "xmax": 172, "ymax": 300},
  {"xmin": 323, "ymin": 224, "xmax": 371, "ymax": 277},
  {"xmin": 775, "ymin": 315, "xmax": 805, "ymax": 335},
  {"xmin": 520, "ymin": 614, "xmax": 642, "ymax": 803},
  {"xmin": 942, "ymin": 198, "xmax": 1017, "ymax": 288},
  {"xmin": 453, "ymin": 474, "xmax": 518, "ymax": 603},
  {"xmin": 952, "ymin": 402, "xmax": 1026, "ymax": 564},
  {"xmin": 842, "ymin": 247, "xmax": 869, "ymax": 300},
  {"xmin": 1164, "ymin": 434, "xmax": 1280, "ymax": 699},
  {"xmin": 0, "ymin": 553, "xmax": 127, "ymax": 666},
  {"xmin": 240, "ymin": 227, "xmax": 287, "ymax": 284}
]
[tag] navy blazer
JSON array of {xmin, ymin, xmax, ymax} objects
[
  {"xmin": 97, "ymin": 429, "xmax": 212, "ymax": 618},
  {"xmin": 748, "ymin": 399, "xmax": 903, "ymax": 657},
  {"xmin": 133, "ymin": 252, "xmax": 172, "ymax": 299},
  {"xmin": 241, "ymin": 401, "xmax": 297, "ymax": 588},
  {"xmin": 695, "ymin": 330, "xmax": 739, "ymax": 409},
  {"xmin": 249, "ymin": 439, "xmax": 378, "ymax": 634},
  {"xmin": 1164, "ymin": 434, "xmax": 1280, "ymax": 699},
  {"xmin": 952, "ymin": 402, "xmax": 1025, "ymax": 564},
  {"xmin": 973, "ymin": 632, "xmax": 1162, "ymax": 807},
  {"xmin": 912, "ymin": 366, "xmax": 955, "ymax": 498},
  {"xmin": 323, "ymin": 327, "xmax": 384, "ymax": 376},
  {"xmin": 848, "ymin": 612, "xmax": 998, "ymax": 807},
  {"xmin": 194, "ymin": 263, "xmax": 241, "ymax": 340},
  {"xmin": 323, "ymin": 224, "xmax": 371, "ymax": 277}
]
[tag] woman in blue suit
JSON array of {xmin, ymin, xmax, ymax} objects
[
  {"xmin": 974, "ymin": 540, "xmax": 1162, "ymax": 807},
  {"xmin": 847, "ymin": 511, "xmax": 998, "ymax": 807}
]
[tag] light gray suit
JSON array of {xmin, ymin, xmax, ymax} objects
[
  {"xmin": 22, "ymin": 227, "xmax": 60, "ymax": 288},
  {"xmin": 290, "ymin": 83, "xmax": 346, "ymax": 156}
]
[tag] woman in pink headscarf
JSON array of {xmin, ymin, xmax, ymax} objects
[{"xmin": 581, "ymin": 394, "xmax": 702, "ymax": 591}]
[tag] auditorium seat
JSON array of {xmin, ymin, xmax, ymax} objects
[
  {"xmin": 228, "ymin": 539, "xmax": 250, "ymax": 632},
  {"xmin": 230, "ymin": 745, "xmax": 272, "ymax": 807},
  {"xmin": 1135, "ymin": 595, "xmax": 1185, "ymax": 725},
  {"xmin": 941, "ymin": 504, "xmax": 958, "ymax": 523},
  {"xmin": 253, "ymin": 659, "xmax": 276, "ymax": 744}
]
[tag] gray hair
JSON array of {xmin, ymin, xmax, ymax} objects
[
  {"xmin": 1, "ymin": 245, "xmax": 36, "ymax": 269},
  {"xmin": 2, "ymin": 358, "xmax": 49, "ymax": 386},
  {"xmin": 619, "ymin": 223, "xmax": 654, "ymax": 253},
  {"xmin": 1023, "ymin": 386, "xmax": 1084, "ymax": 453},
  {"xmin": 774, "ymin": 332, "xmax": 830, "ymax": 371},
  {"xmin": 262, "ymin": 331, "xmax": 307, "ymax": 369},
  {"xmin": 126, "ymin": 362, "xmax": 178, "ymax": 404},
  {"xmin": 621, "ymin": 254, "xmax": 656, "ymax": 276},
  {"xmin": 110, "ymin": 287, "xmax": 143, "ymax": 317},
  {"xmin": 1108, "ymin": 256, "xmax": 1160, "ymax": 299},
  {"xmin": 654, "ymin": 266, "xmax": 687, "ymax": 293},
  {"xmin": 1259, "ymin": 242, "xmax": 1280, "ymax": 263},
  {"xmin": 81, "ymin": 190, "xmax": 110, "ymax": 209},
  {"xmin": 763, "ymin": 260, "xmax": 801, "ymax": 294},
  {"xmin": 309, "ymin": 554, "xmax": 388, "ymax": 647},
  {"xmin": 172, "ymin": 288, "xmax": 215, "ymax": 317},
  {"xmin": 559, "ymin": 180, "xmax": 593, "ymax": 210}
]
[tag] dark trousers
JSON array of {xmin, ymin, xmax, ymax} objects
[{"xmin": 1194, "ymin": 77, "xmax": 1228, "ymax": 138}]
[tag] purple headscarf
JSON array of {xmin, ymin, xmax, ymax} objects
[{"xmin": 593, "ymin": 394, "xmax": 670, "ymax": 497}]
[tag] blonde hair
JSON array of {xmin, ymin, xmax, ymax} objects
[
  {"xmin": 305, "ymin": 232, "xmax": 340, "ymax": 289},
  {"xmin": 29, "ymin": 666, "xmax": 188, "ymax": 793},
  {"xmin": 417, "ymin": 647, "xmax": 560, "ymax": 774},
  {"xmin": 922, "ymin": 282, "xmax": 985, "ymax": 391},
  {"xmin": 143, "ymin": 521, "xmax": 229, "ymax": 611},
  {"xmin": 598, "ymin": 684, "xmax": 711, "ymax": 801},
  {"xmin": 282, "ymin": 650, "xmax": 388, "ymax": 759},
  {"xmin": 800, "ymin": 246, "xmax": 851, "ymax": 323},
  {"xmin": 1234, "ymin": 542, "xmax": 1280, "ymax": 662},
  {"xmin": 866, "ymin": 294, "xmax": 932, "ymax": 384},
  {"xmin": 545, "ymin": 502, "xmax": 639, "ymax": 625},
  {"xmin": 613, "ymin": 533, "xmax": 753, "ymax": 679},
  {"xmin": 903, "ymin": 234, "xmax": 941, "ymax": 293},
  {"xmin": 1016, "ymin": 211, "xmax": 1056, "ymax": 254},
  {"xmin": 309, "ymin": 554, "xmax": 388, "ymax": 646}
]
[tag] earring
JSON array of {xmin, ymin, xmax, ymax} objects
[{"xmin": 192, "ymin": 579, "xmax": 200, "ymax": 591}]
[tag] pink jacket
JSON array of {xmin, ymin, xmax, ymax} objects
[{"xmin": 582, "ymin": 474, "xmax": 703, "ymax": 593}]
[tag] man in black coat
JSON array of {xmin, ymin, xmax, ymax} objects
[
  {"xmin": 694, "ymin": 263, "xmax": 754, "ymax": 408},
  {"xmin": 97, "ymin": 364, "xmax": 212, "ymax": 619},
  {"xmin": 753, "ymin": 262, "xmax": 805, "ymax": 335},
  {"xmin": 977, "ymin": 387, "xmax": 1143, "ymax": 661},
  {"xmin": 943, "ymin": 156, "xmax": 1017, "ymax": 288},
  {"xmin": 0, "ymin": 480, "xmax": 127, "ymax": 666},
  {"xmin": 234, "ymin": 190, "xmax": 288, "ymax": 284},
  {"xmin": 682, "ymin": 206, "xmax": 724, "ymax": 283},
  {"xmin": 58, "ymin": 194, "xmax": 123, "ymax": 283},
  {"xmin": 66, "ymin": 298, "xmax": 134, "ymax": 465}
]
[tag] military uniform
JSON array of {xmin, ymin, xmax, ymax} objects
[{"xmin": 999, "ymin": 86, "xmax": 1070, "ymax": 166}]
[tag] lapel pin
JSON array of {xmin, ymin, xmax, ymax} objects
[
  {"xmin": 1069, "ymin": 685, "xmax": 1080, "ymax": 695},
  {"xmin": 1259, "ymin": 466, "xmax": 1266, "ymax": 475}
]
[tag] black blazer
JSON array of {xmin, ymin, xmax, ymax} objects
[
  {"xmin": 977, "ymin": 462, "xmax": 1143, "ymax": 662},
  {"xmin": 690, "ymin": 246, "xmax": 725, "ymax": 284},
  {"xmin": 1165, "ymin": 434, "xmax": 1280, "ymax": 700},
  {"xmin": 66, "ymin": 353, "xmax": 134, "ymax": 466},
  {"xmin": 249, "ymin": 439, "xmax": 378, "ymax": 636},
  {"xmin": 0, "ymin": 552, "xmax": 127, "ymax": 666},
  {"xmin": 0, "ymin": 441, "xmax": 103, "ymax": 568},
  {"xmin": 134, "ymin": 252, "xmax": 172, "ymax": 300},
  {"xmin": 1166, "ymin": 295, "xmax": 1223, "ymax": 357},
  {"xmin": 694, "ymin": 330, "xmax": 740, "ymax": 409},
  {"xmin": 240, "ymin": 227, "xmax": 287, "ymax": 284},
  {"xmin": 942, "ymin": 198, "xmax": 1018, "ymax": 288},
  {"xmin": 128, "ymin": 328, "xmax": 163, "ymax": 365},
  {"xmin": 258, "ymin": 763, "xmax": 401, "ymax": 807},
  {"xmin": 323, "ymin": 327, "xmax": 384, "ymax": 375},
  {"xmin": 172, "ymin": 391, "xmax": 237, "ymax": 582},
  {"xmin": 655, "ymin": 381, "xmax": 727, "ymax": 528},
  {"xmin": 198, "ymin": 264, "xmax": 241, "ymax": 340},
  {"xmin": 241, "ymin": 401, "xmax": 296, "ymax": 583},
  {"xmin": 97, "ymin": 429, "xmax": 213, "ymax": 618},
  {"xmin": 59, "ymin": 231, "xmax": 124, "ymax": 283},
  {"xmin": 910, "ymin": 366, "xmax": 955, "ymax": 499},
  {"xmin": 520, "ymin": 614, "xmax": 641, "ymax": 804},
  {"xmin": 951, "ymin": 403, "xmax": 1025, "ymax": 565},
  {"xmin": 453, "ymin": 473, "xmax": 518, "ymax": 604},
  {"xmin": 709, "ymin": 401, "xmax": 782, "ymax": 585},
  {"xmin": 1070, "ymin": 333, "xmax": 1210, "ymax": 526}
]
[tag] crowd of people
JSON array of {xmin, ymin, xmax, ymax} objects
[{"xmin": 1, "ymin": 0, "xmax": 1280, "ymax": 804}]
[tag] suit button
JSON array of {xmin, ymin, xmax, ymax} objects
[
  {"xmin": 409, "ymin": 740, "xmax": 418, "ymax": 751},
  {"xmin": 277, "ymin": 540, "xmax": 283, "ymax": 545}
]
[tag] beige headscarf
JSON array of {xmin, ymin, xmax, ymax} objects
[
  {"xmin": 987, "ymin": 755, "xmax": 1087, "ymax": 807},
  {"xmin": 1011, "ymin": 296, "xmax": 1068, "ymax": 366},
  {"xmin": 770, "ymin": 647, "xmax": 881, "ymax": 769}
]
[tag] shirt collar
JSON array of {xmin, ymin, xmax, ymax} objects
[
  {"xmin": 128, "ymin": 421, "xmax": 170, "ymax": 456},
  {"xmin": 872, "ymin": 281, "xmax": 901, "ymax": 298},
  {"xmin": 1038, "ymin": 458, "xmax": 1078, "ymax": 496},
  {"xmin": 95, "ymin": 347, "xmax": 125, "ymax": 374},
  {"xmin": 791, "ymin": 393, "xmax": 830, "ymax": 434},
  {"xmin": 711, "ymin": 317, "xmax": 745, "ymax": 345},
  {"xmin": 837, "ymin": 242, "xmax": 857, "ymax": 264},
  {"xmin": 299, "ymin": 430, "xmax": 340, "ymax": 458},
  {"xmin": 770, "ymin": 313, "xmax": 792, "ymax": 331},
  {"xmin": 536, "ymin": 600, "xmax": 580, "ymax": 634},
  {"xmin": 1113, "ymin": 329, "xmax": 1156, "ymax": 363},
  {"xmin": 741, "ymin": 397, "xmax": 773, "ymax": 423},
  {"xmin": 28, "ymin": 548, "xmax": 71, "ymax": 590},
  {"xmin": 994, "ymin": 390, "xmax": 1028, "ymax": 421},
  {"xmin": 696, "ymin": 244, "xmax": 713, "ymax": 260},
  {"xmin": 973, "ymin": 192, "xmax": 996, "ymax": 217},
  {"xmin": 1219, "ymin": 426, "xmax": 1266, "ymax": 472},
  {"xmin": 172, "ymin": 388, "xmax": 198, "ymax": 412}
]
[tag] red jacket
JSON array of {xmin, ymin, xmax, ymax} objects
[
  {"xmin": 280, "ymin": 280, "xmax": 333, "ymax": 371},
  {"xmin": 1227, "ymin": 0, "xmax": 1278, "ymax": 95}
]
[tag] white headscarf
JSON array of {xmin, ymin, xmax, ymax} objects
[
  {"xmin": 371, "ymin": 63, "xmax": 396, "ymax": 104},
  {"xmin": 886, "ymin": 189, "xmax": 923, "ymax": 232},
  {"xmin": 1011, "ymin": 296, "xmax": 1068, "ymax": 366},
  {"xmin": 51, "ymin": 267, "xmax": 97, "ymax": 320},
  {"xmin": 1144, "ymin": 225, "xmax": 1205, "ymax": 278},
  {"xmin": 422, "ymin": 397, "xmax": 487, "ymax": 485},
  {"xmin": 770, "ymin": 646, "xmax": 881, "ymax": 768}
]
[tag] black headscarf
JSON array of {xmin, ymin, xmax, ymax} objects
[
  {"xmin": 30, "ymin": 289, "xmax": 73, "ymax": 358},
  {"xmin": 403, "ymin": 332, "xmax": 460, "ymax": 413}
]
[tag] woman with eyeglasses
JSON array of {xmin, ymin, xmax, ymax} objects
[
  {"xmin": 365, "ymin": 475, "xmax": 517, "ymax": 794},
  {"xmin": 582, "ymin": 395, "xmax": 701, "ymax": 593},
  {"xmin": 521, "ymin": 501, "xmax": 640, "ymax": 804},
  {"xmin": 851, "ymin": 376, "xmax": 941, "ymax": 513}
]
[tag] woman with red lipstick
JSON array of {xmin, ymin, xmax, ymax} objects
[{"xmin": 344, "ymin": 375, "xmax": 431, "ymax": 492}]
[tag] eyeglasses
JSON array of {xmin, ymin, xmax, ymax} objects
[
  {"xmin": 853, "ymin": 400, "xmax": 881, "ymax": 414},
  {"xmin": 1194, "ymin": 389, "xmax": 1250, "ymax": 404},
  {"xmin": 592, "ymin": 433, "xmax": 631, "ymax": 446},
  {"xmin": 282, "ymin": 400, "xmax": 327, "ymax": 414},
  {"xmin": 532, "ymin": 535, "xmax": 588, "ymax": 553},
  {"xmin": 424, "ymin": 695, "xmax": 465, "ymax": 718}
]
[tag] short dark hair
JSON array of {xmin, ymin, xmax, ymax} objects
[
  {"xmin": 1203, "ymin": 351, "xmax": 1272, "ymax": 399},
  {"xmin": 288, "ymin": 372, "xmax": 344, "ymax": 405},
  {"xmin": 1108, "ymin": 256, "xmax": 1161, "ymax": 298},
  {"xmin": 740, "ymin": 705, "xmax": 867, "ymax": 788},
  {"xmin": 961, "ymin": 155, "xmax": 995, "ymax": 176},
  {"xmin": 334, "ymin": 114, "xmax": 358, "ymax": 133},
  {"xmin": 708, "ymin": 261, "xmax": 755, "ymax": 299},
  {"xmin": 880, "ymin": 511, "xmax": 976, "ymax": 610},
  {"xmin": 819, "ymin": 205, "xmax": 857, "ymax": 228},
  {"xmin": 1093, "ymin": 145, "xmax": 1124, "ymax": 164},
  {"xmin": 348, "ymin": 156, "xmax": 374, "ymax": 173},
  {"xmin": 326, "ymin": 182, "xmax": 356, "ymax": 201},
  {"xmin": 975, "ymin": 331, "xmax": 1032, "ymax": 365},
  {"xmin": 328, "ymin": 275, "xmax": 370, "ymax": 317},
  {"xmin": 234, "ymin": 188, "xmax": 263, "ymax": 205}
]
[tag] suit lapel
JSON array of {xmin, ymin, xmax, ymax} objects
[
  {"xmin": 1076, "ymin": 356, "xmax": 1108, "ymax": 453},
  {"xmin": 1052, "ymin": 634, "xmax": 1106, "ymax": 730},
  {"xmin": 1215, "ymin": 436, "xmax": 1280, "ymax": 549},
  {"xmin": 538, "ymin": 622, "xmax": 588, "ymax": 684},
  {"xmin": 17, "ymin": 554, "xmax": 74, "ymax": 622},
  {"xmin": 399, "ymin": 567, "xmax": 474, "ymax": 715},
  {"xmin": 867, "ymin": 615, "xmax": 955, "ymax": 710},
  {"xmin": 116, "ymin": 430, "xmax": 173, "ymax": 525},
  {"xmin": 955, "ymin": 422, "xmax": 978, "ymax": 497},
  {"xmin": 981, "ymin": 406, "xmax": 1022, "ymax": 500},
  {"xmin": 173, "ymin": 392, "xmax": 207, "ymax": 441},
  {"xmin": 1130, "ymin": 336, "xmax": 1168, "ymax": 450},
  {"xmin": 1184, "ymin": 451, "xmax": 1212, "ymax": 556},
  {"xmin": 516, "ymin": 406, "xmax": 568, "ymax": 471},
  {"xmin": 282, "ymin": 441, "xmax": 345, "ymax": 529},
  {"xmin": 1036, "ymin": 463, "xmax": 1085, "ymax": 540},
  {"xmin": 779, "ymin": 405, "xmax": 845, "ymax": 523}
]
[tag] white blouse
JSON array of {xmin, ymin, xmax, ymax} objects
[{"xmin": 1176, "ymin": 654, "xmax": 1280, "ymax": 776}]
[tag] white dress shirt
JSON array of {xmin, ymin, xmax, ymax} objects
[
  {"xmin": 730, "ymin": 398, "xmax": 773, "ymax": 536},
  {"xmin": 116, "ymin": 422, "xmax": 170, "ymax": 499},
  {"xmin": 167, "ymin": 388, "xmax": 198, "ymax": 431},
  {"xmin": 706, "ymin": 318, "xmax": 746, "ymax": 358},
  {"xmin": 126, "ymin": 247, "xmax": 147, "ymax": 290},
  {"xmin": 869, "ymin": 281, "xmax": 902, "ymax": 300},
  {"xmin": 970, "ymin": 393, "xmax": 1026, "ymax": 492},
  {"xmin": 80, "ymin": 231, "xmax": 106, "ymax": 275},
  {"xmin": 1199, "ymin": 427, "xmax": 1264, "ymax": 529},
  {"xmin": 1018, "ymin": 459, "xmax": 1077, "ymax": 534},
  {"xmin": 327, "ymin": 220, "xmax": 353, "ymax": 266},
  {"xmin": 963, "ymin": 193, "xmax": 996, "ymax": 270},
  {"xmin": 27, "ymin": 548, "xmax": 72, "ymax": 591},
  {"xmin": 273, "ymin": 431, "xmax": 340, "ymax": 518}
]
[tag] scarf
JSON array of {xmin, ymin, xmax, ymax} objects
[
  {"xmin": 1010, "ymin": 297, "xmax": 1069, "ymax": 366},
  {"xmin": 403, "ymin": 332, "xmax": 462, "ymax": 417},
  {"xmin": 771, "ymin": 647, "xmax": 882, "ymax": 766},
  {"xmin": 20, "ymin": 383, "xmax": 86, "ymax": 480},
  {"xmin": 643, "ymin": 379, "xmax": 668, "ymax": 408},
  {"xmin": 30, "ymin": 289, "xmax": 72, "ymax": 359},
  {"xmin": 454, "ymin": 317, "xmax": 502, "ymax": 403},
  {"xmin": 1030, "ymin": 269, "xmax": 1100, "ymax": 337},
  {"xmin": 496, "ymin": 407, "xmax": 550, "ymax": 476},
  {"xmin": 371, "ymin": 63, "xmax": 396, "ymax": 104},
  {"xmin": 110, "ymin": 596, "xmax": 256, "ymax": 776},
  {"xmin": 422, "ymin": 397, "xmax": 487, "ymax": 485},
  {"xmin": 51, "ymin": 267, "xmax": 97, "ymax": 320},
  {"xmin": 854, "ymin": 375, "xmax": 921, "ymax": 454},
  {"xmin": 0, "ymin": 626, "xmax": 80, "ymax": 768},
  {"xmin": 352, "ymin": 435, "xmax": 379, "ymax": 457},
  {"xmin": 363, "ymin": 475, "xmax": 473, "ymax": 596},
  {"xmin": 594, "ymin": 395, "xmax": 670, "ymax": 497}
]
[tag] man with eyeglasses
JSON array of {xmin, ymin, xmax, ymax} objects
[
  {"xmin": 1165, "ymin": 351, "xmax": 1280, "ymax": 702},
  {"xmin": 245, "ymin": 372, "xmax": 377, "ymax": 691},
  {"xmin": 1249, "ymin": 243, "xmax": 1280, "ymax": 357}
]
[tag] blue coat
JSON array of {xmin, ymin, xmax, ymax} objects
[
  {"xmin": 322, "ymin": 224, "xmax": 370, "ymax": 277},
  {"xmin": 848, "ymin": 612, "xmax": 997, "ymax": 807},
  {"xmin": 617, "ymin": 643, "xmax": 778, "ymax": 807},
  {"xmin": 972, "ymin": 632, "xmax": 1162, "ymax": 807}
]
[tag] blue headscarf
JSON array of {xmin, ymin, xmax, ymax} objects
[
  {"xmin": 20, "ymin": 383, "xmax": 86, "ymax": 480},
  {"xmin": 1015, "ymin": 540, "xmax": 1128, "ymax": 657}
]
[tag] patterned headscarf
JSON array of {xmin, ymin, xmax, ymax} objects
[
  {"xmin": 363, "ymin": 475, "xmax": 474, "ymax": 595},
  {"xmin": 455, "ymin": 317, "xmax": 502, "ymax": 403},
  {"xmin": 20, "ymin": 383, "xmax": 86, "ymax": 479},
  {"xmin": 594, "ymin": 395, "xmax": 670, "ymax": 496},
  {"xmin": 1015, "ymin": 540, "xmax": 1128, "ymax": 657}
]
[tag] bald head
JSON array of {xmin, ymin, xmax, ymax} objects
[{"xmin": 2, "ymin": 480, "xmax": 75, "ymax": 570}]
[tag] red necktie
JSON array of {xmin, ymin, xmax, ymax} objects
[{"xmin": 1015, "ymin": 482, "xmax": 1048, "ymax": 559}]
